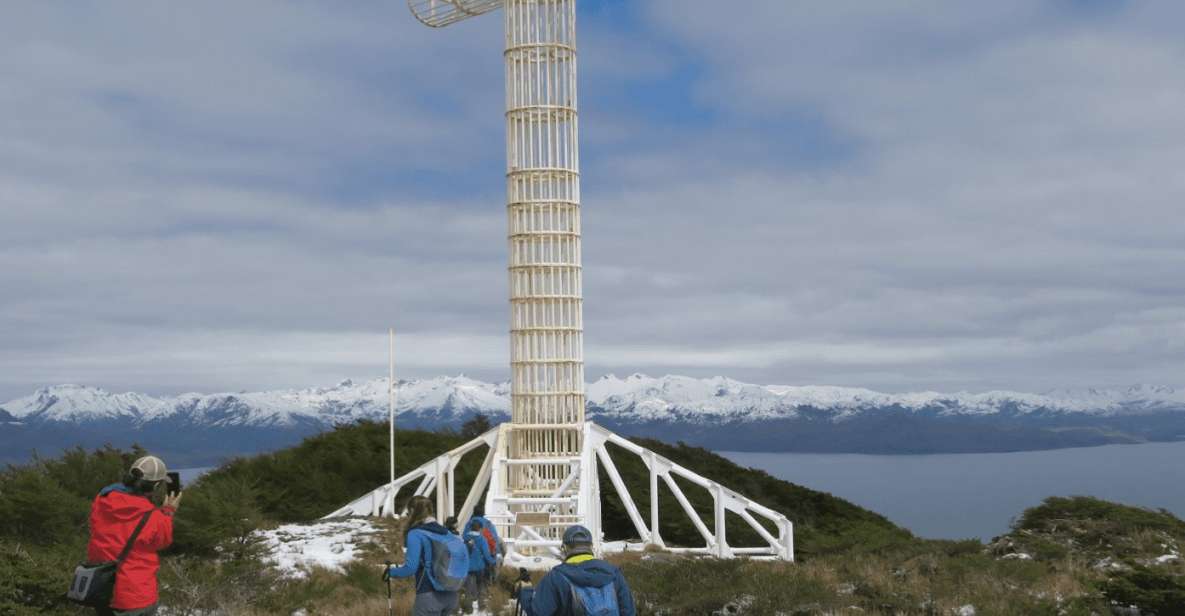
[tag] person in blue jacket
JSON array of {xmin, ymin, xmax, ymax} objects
[
  {"xmin": 518, "ymin": 525, "xmax": 636, "ymax": 616},
  {"xmin": 461, "ymin": 519, "xmax": 496, "ymax": 614},
  {"xmin": 386, "ymin": 495, "xmax": 461, "ymax": 616},
  {"xmin": 465, "ymin": 504, "xmax": 505, "ymax": 563}
]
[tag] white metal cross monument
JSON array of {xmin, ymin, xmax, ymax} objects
[{"xmin": 327, "ymin": 0, "xmax": 794, "ymax": 564}]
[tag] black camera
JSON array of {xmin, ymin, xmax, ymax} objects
[{"xmin": 166, "ymin": 471, "xmax": 181, "ymax": 496}]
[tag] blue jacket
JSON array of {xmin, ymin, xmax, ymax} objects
[
  {"xmin": 464, "ymin": 530, "xmax": 496, "ymax": 573},
  {"xmin": 387, "ymin": 522, "xmax": 455, "ymax": 594},
  {"xmin": 465, "ymin": 515, "xmax": 504, "ymax": 556},
  {"xmin": 524, "ymin": 556, "xmax": 636, "ymax": 616}
]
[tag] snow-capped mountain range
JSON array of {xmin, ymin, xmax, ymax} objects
[
  {"xmin": 3, "ymin": 374, "xmax": 1184, "ymax": 463},
  {"xmin": 4, "ymin": 374, "xmax": 1183, "ymax": 427},
  {"xmin": 0, "ymin": 377, "xmax": 510, "ymax": 427}
]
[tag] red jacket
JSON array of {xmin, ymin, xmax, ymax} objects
[{"xmin": 86, "ymin": 484, "xmax": 175, "ymax": 610}]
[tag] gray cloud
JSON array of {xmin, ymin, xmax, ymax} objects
[
  {"xmin": 1, "ymin": 1, "xmax": 1183, "ymax": 399},
  {"xmin": 580, "ymin": 0, "xmax": 1185, "ymax": 390}
]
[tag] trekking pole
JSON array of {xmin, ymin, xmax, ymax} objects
[{"xmin": 383, "ymin": 560, "xmax": 393, "ymax": 616}]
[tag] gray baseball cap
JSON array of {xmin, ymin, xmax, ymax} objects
[{"xmin": 130, "ymin": 455, "xmax": 168, "ymax": 482}]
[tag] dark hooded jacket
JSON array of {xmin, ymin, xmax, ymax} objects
[
  {"xmin": 86, "ymin": 483, "xmax": 174, "ymax": 610},
  {"xmin": 525, "ymin": 555, "xmax": 636, "ymax": 616}
]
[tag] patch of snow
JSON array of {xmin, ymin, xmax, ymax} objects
[
  {"xmin": 502, "ymin": 537, "xmax": 646, "ymax": 571},
  {"xmin": 712, "ymin": 594, "xmax": 754, "ymax": 615},
  {"xmin": 1000, "ymin": 552, "xmax": 1033, "ymax": 560},
  {"xmin": 504, "ymin": 550, "xmax": 561, "ymax": 572},
  {"xmin": 954, "ymin": 606, "xmax": 976, "ymax": 616},
  {"xmin": 257, "ymin": 518, "xmax": 383, "ymax": 578},
  {"xmin": 1154, "ymin": 553, "xmax": 1180, "ymax": 565},
  {"xmin": 1092, "ymin": 557, "xmax": 1130, "ymax": 571}
]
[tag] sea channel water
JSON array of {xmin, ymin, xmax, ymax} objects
[
  {"xmin": 176, "ymin": 466, "xmax": 214, "ymax": 485},
  {"xmin": 720, "ymin": 440, "xmax": 1185, "ymax": 540}
]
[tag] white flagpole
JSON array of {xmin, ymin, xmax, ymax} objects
[{"xmin": 388, "ymin": 327, "xmax": 396, "ymax": 487}]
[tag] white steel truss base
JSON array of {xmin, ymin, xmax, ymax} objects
[{"xmin": 326, "ymin": 422, "xmax": 794, "ymax": 564}]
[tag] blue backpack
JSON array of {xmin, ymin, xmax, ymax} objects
[
  {"xmin": 563, "ymin": 573, "xmax": 618, "ymax": 616},
  {"xmin": 417, "ymin": 530, "xmax": 469, "ymax": 592}
]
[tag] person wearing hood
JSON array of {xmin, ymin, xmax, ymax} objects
[
  {"xmin": 86, "ymin": 455, "xmax": 182, "ymax": 616},
  {"xmin": 461, "ymin": 519, "xmax": 496, "ymax": 614},
  {"xmin": 387, "ymin": 495, "xmax": 466, "ymax": 616},
  {"xmin": 518, "ymin": 525, "xmax": 636, "ymax": 616},
  {"xmin": 465, "ymin": 504, "xmax": 505, "ymax": 563}
]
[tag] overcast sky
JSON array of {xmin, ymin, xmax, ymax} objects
[{"xmin": 1, "ymin": 1, "xmax": 1183, "ymax": 399}]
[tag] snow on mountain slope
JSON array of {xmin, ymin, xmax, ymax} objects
[
  {"xmin": 166, "ymin": 376, "xmax": 509, "ymax": 427},
  {"xmin": 1, "ymin": 384, "xmax": 169, "ymax": 423},
  {"xmin": 0, "ymin": 376, "xmax": 509, "ymax": 427},
  {"xmin": 2, "ymin": 376, "xmax": 1181, "ymax": 428},
  {"xmin": 762, "ymin": 385, "xmax": 1089, "ymax": 417},
  {"xmin": 587, "ymin": 375, "xmax": 1185, "ymax": 422},
  {"xmin": 1040, "ymin": 385, "xmax": 1185, "ymax": 412},
  {"xmin": 588, "ymin": 373, "xmax": 790, "ymax": 420}
]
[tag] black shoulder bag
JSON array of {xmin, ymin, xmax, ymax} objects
[{"xmin": 66, "ymin": 509, "xmax": 154, "ymax": 607}]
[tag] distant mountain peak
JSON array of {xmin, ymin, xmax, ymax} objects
[
  {"xmin": 5, "ymin": 375, "xmax": 1185, "ymax": 462},
  {"xmin": 3, "ymin": 375, "xmax": 1183, "ymax": 430},
  {"xmin": 1126, "ymin": 384, "xmax": 1176, "ymax": 396}
]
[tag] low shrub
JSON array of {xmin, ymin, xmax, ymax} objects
[{"xmin": 1099, "ymin": 565, "xmax": 1185, "ymax": 616}]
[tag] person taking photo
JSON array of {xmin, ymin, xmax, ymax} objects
[{"xmin": 86, "ymin": 455, "xmax": 182, "ymax": 616}]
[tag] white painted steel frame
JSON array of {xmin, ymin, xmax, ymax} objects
[
  {"xmin": 503, "ymin": 0, "xmax": 584, "ymax": 464},
  {"xmin": 355, "ymin": 0, "xmax": 795, "ymax": 563},
  {"xmin": 408, "ymin": 0, "xmax": 503, "ymax": 28},
  {"xmin": 326, "ymin": 423, "xmax": 795, "ymax": 562}
]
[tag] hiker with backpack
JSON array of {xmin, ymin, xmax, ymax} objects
[
  {"xmin": 514, "ymin": 525, "xmax": 636, "ymax": 616},
  {"xmin": 386, "ymin": 495, "xmax": 471, "ymax": 616},
  {"xmin": 461, "ymin": 519, "xmax": 496, "ymax": 614},
  {"xmin": 466, "ymin": 504, "xmax": 505, "ymax": 569},
  {"xmin": 78, "ymin": 455, "xmax": 182, "ymax": 616}
]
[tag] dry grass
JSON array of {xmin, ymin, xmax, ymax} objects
[
  {"xmin": 608, "ymin": 544, "xmax": 1112, "ymax": 615},
  {"xmin": 156, "ymin": 544, "xmax": 1126, "ymax": 615},
  {"xmin": 157, "ymin": 496, "xmax": 1185, "ymax": 614}
]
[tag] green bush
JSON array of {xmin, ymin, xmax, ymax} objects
[
  {"xmin": 0, "ymin": 466, "xmax": 88, "ymax": 546},
  {"xmin": 39, "ymin": 446, "xmax": 143, "ymax": 502},
  {"xmin": 197, "ymin": 421, "xmax": 478, "ymax": 522},
  {"xmin": 1016, "ymin": 496, "xmax": 1185, "ymax": 537},
  {"xmin": 172, "ymin": 475, "xmax": 267, "ymax": 558},
  {"xmin": 1007, "ymin": 496, "xmax": 1185, "ymax": 565},
  {"xmin": 0, "ymin": 445, "xmax": 146, "ymax": 546},
  {"xmin": 0, "ymin": 539, "xmax": 85, "ymax": 615},
  {"xmin": 1100, "ymin": 566, "xmax": 1185, "ymax": 615}
]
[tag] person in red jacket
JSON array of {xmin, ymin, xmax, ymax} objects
[{"xmin": 86, "ymin": 455, "xmax": 183, "ymax": 616}]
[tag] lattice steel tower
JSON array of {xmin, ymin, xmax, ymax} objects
[
  {"xmin": 501, "ymin": 0, "xmax": 584, "ymax": 469},
  {"xmin": 330, "ymin": 0, "xmax": 794, "ymax": 565}
]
